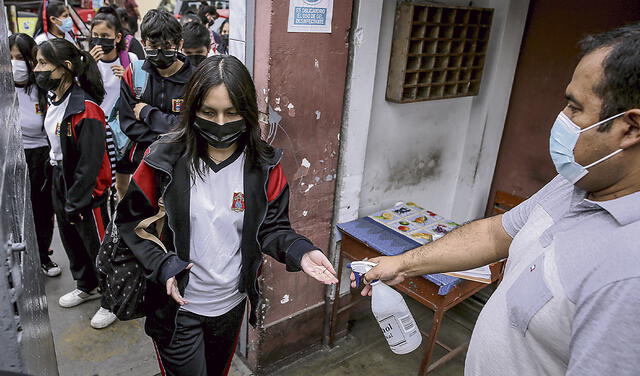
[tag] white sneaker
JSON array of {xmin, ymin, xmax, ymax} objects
[
  {"xmin": 58, "ymin": 288, "xmax": 101, "ymax": 308},
  {"xmin": 91, "ymin": 307, "xmax": 117, "ymax": 329},
  {"xmin": 41, "ymin": 261, "xmax": 61, "ymax": 277}
]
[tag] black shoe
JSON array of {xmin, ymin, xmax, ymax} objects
[{"xmin": 41, "ymin": 261, "xmax": 61, "ymax": 277}]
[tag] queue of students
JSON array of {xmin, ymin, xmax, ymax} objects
[{"xmin": 13, "ymin": 3, "xmax": 339, "ymax": 376}]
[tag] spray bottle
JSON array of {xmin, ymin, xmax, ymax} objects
[{"xmin": 349, "ymin": 261, "xmax": 422, "ymax": 354}]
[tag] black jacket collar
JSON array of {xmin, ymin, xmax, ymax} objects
[
  {"xmin": 144, "ymin": 134, "xmax": 283, "ymax": 175},
  {"xmin": 61, "ymin": 84, "xmax": 97, "ymax": 121}
]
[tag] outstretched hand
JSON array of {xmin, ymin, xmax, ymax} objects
[{"xmin": 301, "ymin": 250, "xmax": 339, "ymax": 285}]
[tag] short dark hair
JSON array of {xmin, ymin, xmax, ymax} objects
[
  {"xmin": 197, "ymin": 4, "xmax": 217, "ymax": 24},
  {"xmin": 180, "ymin": 12, "xmax": 201, "ymax": 26},
  {"xmin": 140, "ymin": 9, "xmax": 182, "ymax": 46},
  {"xmin": 171, "ymin": 55, "xmax": 274, "ymax": 178},
  {"xmin": 182, "ymin": 21, "xmax": 211, "ymax": 49},
  {"xmin": 579, "ymin": 24, "xmax": 640, "ymax": 131}
]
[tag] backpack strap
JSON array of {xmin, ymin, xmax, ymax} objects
[
  {"xmin": 124, "ymin": 34, "xmax": 133, "ymax": 51},
  {"xmin": 130, "ymin": 59, "xmax": 149, "ymax": 100},
  {"xmin": 134, "ymin": 198, "xmax": 167, "ymax": 253},
  {"xmin": 119, "ymin": 50, "xmax": 131, "ymax": 70}
]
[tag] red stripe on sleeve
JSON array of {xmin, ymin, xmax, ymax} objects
[
  {"xmin": 267, "ymin": 164, "xmax": 287, "ymax": 203},
  {"xmin": 132, "ymin": 150, "xmax": 158, "ymax": 209}
]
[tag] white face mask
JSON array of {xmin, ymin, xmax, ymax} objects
[
  {"xmin": 11, "ymin": 60, "xmax": 29, "ymax": 83},
  {"xmin": 549, "ymin": 111, "xmax": 625, "ymax": 184}
]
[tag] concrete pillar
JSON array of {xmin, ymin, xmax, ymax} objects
[{"xmin": 246, "ymin": 0, "xmax": 353, "ymax": 372}]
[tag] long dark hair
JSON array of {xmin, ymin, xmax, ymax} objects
[
  {"xmin": 34, "ymin": 1, "xmax": 67, "ymax": 37},
  {"xmin": 172, "ymin": 55, "xmax": 274, "ymax": 178},
  {"xmin": 91, "ymin": 7, "xmax": 126, "ymax": 53},
  {"xmin": 38, "ymin": 38, "xmax": 105, "ymax": 104},
  {"xmin": 9, "ymin": 33, "xmax": 48, "ymax": 114}
]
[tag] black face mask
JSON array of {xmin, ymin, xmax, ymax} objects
[
  {"xmin": 35, "ymin": 70, "xmax": 61, "ymax": 92},
  {"xmin": 90, "ymin": 37, "xmax": 116, "ymax": 54},
  {"xmin": 220, "ymin": 35, "xmax": 229, "ymax": 49},
  {"xmin": 193, "ymin": 117, "xmax": 246, "ymax": 149},
  {"xmin": 187, "ymin": 54, "xmax": 207, "ymax": 67},
  {"xmin": 145, "ymin": 49, "xmax": 178, "ymax": 70}
]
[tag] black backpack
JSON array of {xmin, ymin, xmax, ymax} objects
[{"xmin": 96, "ymin": 200, "xmax": 167, "ymax": 320}]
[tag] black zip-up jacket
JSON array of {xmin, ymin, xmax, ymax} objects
[
  {"xmin": 115, "ymin": 136, "xmax": 317, "ymax": 345},
  {"xmin": 56, "ymin": 85, "xmax": 112, "ymax": 220},
  {"xmin": 118, "ymin": 55, "xmax": 196, "ymax": 161}
]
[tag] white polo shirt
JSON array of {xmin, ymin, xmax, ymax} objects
[
  {"xmin": 16, "ymin": 85, "xmax": 48, "ymax": 149},
  {"xmin": 182, "ymin": 148, "xmax": 247, "ymax": 317},
  {"xmin": 97, "ymin": 53, "xmax": 137, "ymax": 118},
  {"xmin": 44, "ymin": 90, "xmax": 71, "ymax": 162}
]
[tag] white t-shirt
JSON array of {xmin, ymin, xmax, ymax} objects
[
  {"xmin": 97, "ymin": 52, "xmax": 137, "ymax": 118},
  {"xmin": 16, "ymin": 85, "xmax": 48, "ymax": 149},
  {"xmin": 34, "ymin": 31, "xmax": 76, "ymax": 46},
  {"xmin": 182, "ymin": 149, "xmax": 247, "ymax": 317},
  {"xmin": 44, "ymin": 90, "xmax": 71, "ymax": 162}
]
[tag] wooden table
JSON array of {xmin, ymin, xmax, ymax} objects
[{"xmin": 328, "ymin": 230, "xmax": 502, "ymax": 375}]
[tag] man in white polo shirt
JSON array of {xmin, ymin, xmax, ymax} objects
[{"xmin": 353, "ymin": 24, "xmax": 640, "ymax": 375}]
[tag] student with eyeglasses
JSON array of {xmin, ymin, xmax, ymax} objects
[
  {"xmin": 33, "ymin": 0, "xmax": 78, "ymax": 47},
  {"xmin": 118, "ymin": 9, "xmax": 196, "ymax": 174}
]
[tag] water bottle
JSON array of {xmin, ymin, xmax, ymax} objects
[{"xmin": 349, "ymin": 261, "xmax": 422, "ymax": 354}]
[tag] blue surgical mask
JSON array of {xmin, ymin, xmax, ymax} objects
[
  {"xmin": 549, "ymin": 111, "xmax": 625, "ymax": 184},
  {"xmin": 57, "ymin": 17, "xmax": 74, "ymax": 33}
]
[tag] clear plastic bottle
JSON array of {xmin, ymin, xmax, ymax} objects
[{"xmin": 350, "ymin": 261, "xmax": 422, "ymax": 354}]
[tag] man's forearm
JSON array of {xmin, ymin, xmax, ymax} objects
[{"xmin": 399, "ymin": 215, "xmax": 511, "ymax": 277}]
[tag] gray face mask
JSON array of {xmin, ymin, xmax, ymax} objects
[{"xmin": 193, "ymin": 117, "xmax": 247, "ymax": 149}]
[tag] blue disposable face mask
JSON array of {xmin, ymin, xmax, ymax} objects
[
  {"xmin": 57, "ymin": 17, "xmax": 74, "ymax": 33},
  {"xmin": 549, "ymin": 111, "xmax": 625, "ymax": 184}
]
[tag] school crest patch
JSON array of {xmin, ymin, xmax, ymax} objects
[
  {"xmin": 231, "ymin": 192, "xmax": 245, "ymax": 212},
  {"xmin": 35, "ymin": 103, "xmax": 43, "ymax": 115},
  {"xmin": 172, "ymin": 98, "xmax": 184, "ymax": 113}
]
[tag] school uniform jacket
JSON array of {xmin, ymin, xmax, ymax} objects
[
  {"xmin": 118, "ymin": 55, "xmax": 196, "ymax": 164},
  {"xmin": 58, "ymin": 85, "xmax": 112, "ymax": 221},
  {"xmin": 115, "ymin": 135, "xmax": 318, "ymax": 345}
]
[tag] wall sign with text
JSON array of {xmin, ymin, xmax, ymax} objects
[{"xmin": 287, "ymin": 0, "xmax": 333, "ymax": 33}]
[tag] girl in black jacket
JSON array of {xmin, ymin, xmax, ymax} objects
[
  {"xmin": 116, "ymin": 55, "xmax": 338, "ymax": 376},
  {"xmin": 35, "ymin": 38, "xmax": 116, "ymax": 329}
]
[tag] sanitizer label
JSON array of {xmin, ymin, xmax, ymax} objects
[{"xmin": 378, "ymin": 315, "xmax": 406, "ymax": 348}]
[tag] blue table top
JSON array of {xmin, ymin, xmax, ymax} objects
[{"xmin": 337, "ymin": 216, "xmax": 462, "ymax": 295}]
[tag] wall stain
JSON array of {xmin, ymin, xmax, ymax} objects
[{"xmin": 384, "ymin": 151, "xmax": 443, "ymax": 192}]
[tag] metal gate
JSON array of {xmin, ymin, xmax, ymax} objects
[{"xmin": 0, "ymin": 0, "xmax": 58, "ymax": 372}]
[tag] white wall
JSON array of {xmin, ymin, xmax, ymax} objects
[{"xmin": 348, "ymin": 0, "xmax": 530, "ymax": 223}]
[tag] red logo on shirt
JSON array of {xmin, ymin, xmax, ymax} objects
[
  {"xmin": 35, "ymin": 103, "xmax": 43, "ymax": 115},
  {"xmin": 231, "ymin": 192, "xmax": 245, "ymax": 212},
  {"xmin": 172, "ymin": 98, "xmax": 184, "ymax": 113}
]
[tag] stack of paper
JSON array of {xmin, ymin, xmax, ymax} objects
[{"xmin": 444, "ymin": 265, "xmax": 492, "ymax": 284}]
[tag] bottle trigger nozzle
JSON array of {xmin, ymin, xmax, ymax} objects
[{"xmin": 348, "ymin": 260, "xmax": 378, "ymax": 288}]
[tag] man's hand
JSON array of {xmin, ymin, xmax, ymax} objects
[
  {"xmin": 350, "ymin": 256, "xmax": 406, "ymax": 296},
  {"xmin": 134, "ymin": 102, "xmax": 148, "ymax": 120},
  {"xmin": 301, "ymin": 250, "xmax": 339, "ymax": 285},
  {"xmin": 111, "ymin": 65, "xmax": 125, "ymax": 78},
  {"xmin": 165, "ymin": 263, "xmax": 194, "ymax": 305},
  {"xmin": 89, "ymin": 45, "xmax": 104, "ymax": 62}
]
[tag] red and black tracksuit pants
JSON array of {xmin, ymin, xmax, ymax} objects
[
  {"xmin": 51, "ymin": 165, "xmax": 108, "ymax": 294},
  {"xmin": 154, "ymin": 300, "xmax": 245, "ymax": 376}
]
